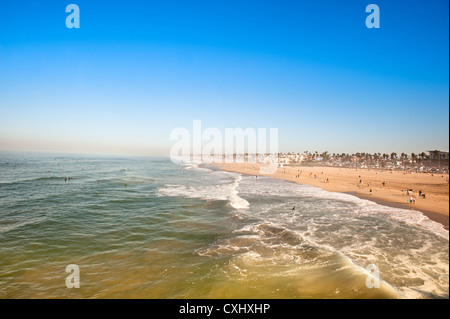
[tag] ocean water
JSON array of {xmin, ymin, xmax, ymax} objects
[{"xmin": 0, "ymin": 152, "xmax": 448, "ymax": 299}]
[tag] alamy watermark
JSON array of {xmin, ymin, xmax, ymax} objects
[
  {"xmin": 365, "ymin": 264, "xmax": 380, "ymax": 289},
  {"xmin": 65, "ymin": 4, "xmax": 80, "ymax": 29},
  {"xmin": 170, "ymin": 120, "xmax": 279, "ymax": 174},
  {"xmin": 65, "ymin": 264, "xmax": 80, "ymax": 288},
  {"xmin": 64, "ymin": 4, "xmax": 378, "ymax": 30},
  {"xmin": 366, "ymin": 4, "xmax": 380, "ymax": 29}
]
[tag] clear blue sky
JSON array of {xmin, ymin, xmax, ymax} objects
[{"xmin": 0, "ymin": 0, "xmax": 448, "ymax": 155}]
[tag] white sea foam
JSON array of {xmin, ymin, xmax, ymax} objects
[
  {"xmin": 180, "ymin": 161, "xmax": 213, "ymax": 173},
  {"xmin": 157, "ymin": 170, "xmax": 249, "ymax": 209},
  {"xmin": 239, "ymin": 175, "xmax": 449, "ymax": 239}
]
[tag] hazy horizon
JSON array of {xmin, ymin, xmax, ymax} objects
[{"xmin": 0, "ymin": 147, "xmax": 447, "ymax": 159}]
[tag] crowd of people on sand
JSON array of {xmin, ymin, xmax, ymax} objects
[
  {"xmin": 290, "ymin": 169, "xmax": 333, "ymax": 183},
  {"xmin": 295, "ymin": 170, "xmax": 303, "ymax": 178},
  {"xmin": 354, "ymin": 175, "xmax": 428, "ymax": 204},
  {"xmin": 403, "ymin": 189, "xmax": 426, "ymax": 204},
  {"xmin": 273, "ymin": 168, "xmax": 436, "ymax": 208},
  {"xmin": 256, "ymin": 167, "xmax": 444, "ymax": 213}
]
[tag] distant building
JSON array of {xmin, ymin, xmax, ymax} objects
[
  {"xmin": 277, "ymin": 153, "xmax": 304, "ymax": 164},
  {"xmin": 427, "ymin": 150, "xmax": 449, "ymax": 160}
]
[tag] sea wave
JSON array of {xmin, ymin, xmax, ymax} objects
[
  {"xmin": 239, "ymin": 176, "xmax": 449, "ymax": 239},
  {"xmin": 157, "ymin": 169, "xmax": 249, "ymax": 209}
]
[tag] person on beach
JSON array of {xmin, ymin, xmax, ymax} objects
[{"xmin": 370, "ymin": 189, "xmax": 373, "ymax": 195}]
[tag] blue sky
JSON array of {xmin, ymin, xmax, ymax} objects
[{"xmin": 0, "ymin": 0, "xmax": 448, "ymax": 155}]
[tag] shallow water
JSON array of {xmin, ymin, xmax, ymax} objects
[{"xmin": 0, "ymin": 153, "xmax": 448, "ymax": 298}]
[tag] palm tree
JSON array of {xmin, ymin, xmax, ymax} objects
[
  {"xmin": 442, "ymin": 153, "xmax": 448, "ymax": 170},
  {"xmin": 441, "ymin": 153, "xmax": 447, "ymax": 168},
  {"xmin": 411, "ymin": 153, "xmax": 417, "ymax": 169},
  {"xmin": 433, "ymin": 150, "xmax": 441, "ymax": 170},
  {"xmin": 400, "ymin": 153, "xmax": 408, "ymax": 171},
  {"xmin": 420, "ymin": 152, "xmax": 426, "ymax": 166},
  {"xmin": 321, "ymin": 151, "xmax": 329, "ymax": 161},
  {"xmin": 373, "ymin": 153, "xmax": 380, "ymax": 167},
  {"xmin": 367, "ymin": 154, "xmax": 372, "ymax": 167}
]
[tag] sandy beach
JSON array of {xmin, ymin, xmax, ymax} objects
[{"xmin": 213, "ymin": 162, "xmax": 450, "ymax": 229}]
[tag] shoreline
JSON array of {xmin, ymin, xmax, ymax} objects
[
  {"xmin": 212, "ymin": 163, "xmax": 449, "ymax": 230},
  {"xmin": 354, "ymin": 192, "xmax": 449, "ymax": 230}
]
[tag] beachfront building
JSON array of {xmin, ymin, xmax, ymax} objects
[
  {"xmin": 278, "ymin": 153, "xmax": 304, "ymax": 165},
  {"xmin": 427, "ymin": 150, "xmax": 449, "ymax": 160}
]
